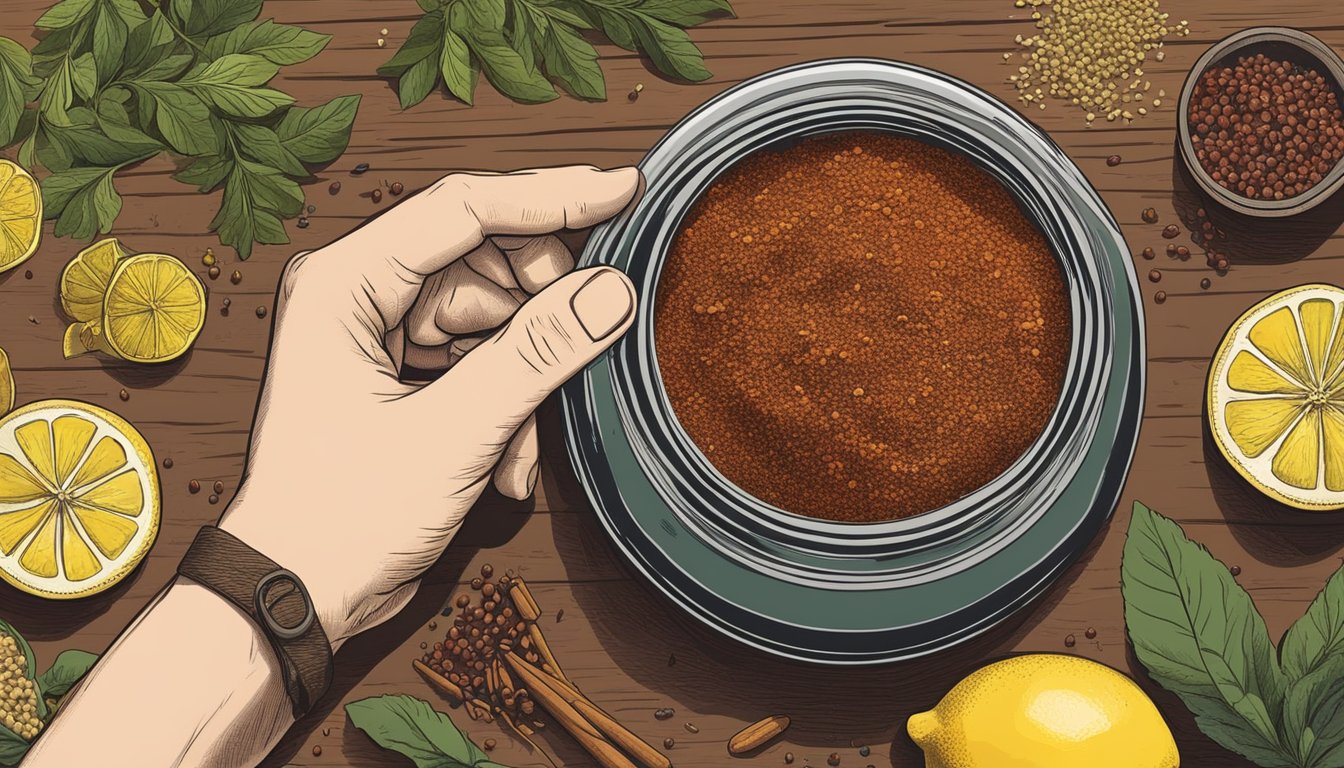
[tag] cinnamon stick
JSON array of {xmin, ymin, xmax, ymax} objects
[
  {"xmin": 509, "ymin": 577, "xmax": 542, "ymax": 621},
  {"xmin": 413, "ymin": 659, "xmax": 464, "ymax": 703},
  {"xmin": 519, "ymin": 658, "xmax": 671, "ymax": 768},
  {"xmin": 504, "ymin": 652, "xmax": 638, "ymax": 768},
  {"xmin": 528, "ymin": 623, "xmax": 567, "ymax": 681}
]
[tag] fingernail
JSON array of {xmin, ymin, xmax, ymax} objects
[
  {"xmin": 527, "ymin": 463, "xmax": 540, "ymax": 495},
  {"xmin": 571, "ymin": 269, "xmax": 634, "ymax": 341}
]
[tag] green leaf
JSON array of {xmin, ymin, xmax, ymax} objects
[
  {"xmin": 0, "ymin": 727, "xmax": 30, "ymax": 766},
  {"xmin": 377, "ymin": 9, "xmax": 445, "ymax": 78},
  {"xmin": 90, "ymin": 3, "xmax": 129, "ymax": 84},
  {"xmin": 0, "ymin": 38, "xmax": 36, "ymax": 147},
  {"xmin": 36, "ymin": 650, "xmax": 98, "ymax": 699},
  {"xmin": 121, "ymin": 11, "xmax": 178, "ymax": 78},
  {"xmin": 1282, "ymin": 564, "xmax": 1344, "ymax": 682},
  {"xmin": 43, "ymin": 165, "xmax": 124, "ymax": 239},
  {"xmin": 629, "ymin": 14, "xmax": 710, "ymax": 81},
  {"xmin": 345, "ymin": 694, "xmax": 512, "ymax": 768},
  {"xmin": 70, "ymin": 53, "xmax": 98, "ymax": 100},
  {"xmin": 635, "ymin": 0, "xmax": 735, "ymax": 25},
  {"xmin": 399, "ymin": 55, "xmax": 439, "ymax": 109},
  {"xmin": 1283, "ymin": 656, "xmax": 1344, "ymax": 767},
  {"xmin": 539, "ymin": 15, "xmax": 604, "ymax": 100},
  {"xmin": 35, "ymin": 124, "xmax": 75, "ymax": 171},
  {"xmin": 173, "ymin": 0, "xmax": 263, "ymax": 38},
  {"xmin": 1122, "ymin": 502, "xmax": 1294, "ymax": 767},
  {"xmin": 45, "ymin": 120, "xmax": 159, "ymax": 166},
  {"xmin": 34, "ymin": 0, "xmax": 96, "ymax": 30},
  {"xmin": 178, "ymin": 54, "xmax": 293, "ymax": 118},
  {"xmin": 203, "ymin": 19, "xmax": 330, "ymax": 65},
  {"xmin": 508, "ymin": 4, "xmax": 538, "ymax": 75},
  {"xmin": 273, "ymin": 94, "xmax": 360, "ymax": 164},
  {"xmin": 131, "ymin": 81, "xmax": 219, "ymax": 155},
  {"xmin": 210, "ymin": 159, "xmax": 302, "ymax": 259},
  {"xmin": 439, "ymin": 29, "xmax": 476, "ymax": 105},
  {"xmin": 173, "ymin": 155, "xmax": 232, "ymax": 191},
  {"xmin": 451, "ymin": 5, "xmax": 556, "ymax": 104},
  {"xmin": 229, "ymin": 121, "xmax": 306, "ymax": 177},
  {"xmin": 40, "ymin": 60, "xmax": 75, "ymax": 123}
]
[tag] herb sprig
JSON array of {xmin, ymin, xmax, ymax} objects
[
  {"xmin": 380, "ymin": 0, "xmax": 734, "ymax": 108},
  {"xmin": 0, "ymin": 618, "xmax": 97, "ymax": 766},
  {"xmin": 0, "ymin": 0, "xmax": 360, "ymax": 259},
  {"xmin": 346, "ymin": 694, "xmax": 512, "ymax": 768},
  {"xmin": 1123, "ymin": 502, "xmax": 1344, "ymax": 768}
]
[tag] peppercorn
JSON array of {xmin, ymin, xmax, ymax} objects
[
  {"xmin": 785, "ymin": 754, "xmax": 795, "ymax": 764},
  {"xmin": 353, "ymin": 163, "xmax": 370, "ymax": 175},
  {"xmin": 1161, "ymin": 224, "xmax": 1180, "ymax": 238},
  {"xmin": 828, "ymin": 754, "xmax": 841, "ymax": 766},
  {"xmin": 208, "ymin": 265, "xmax": 220, "ymax": 280},
  {"xmin": 312, "ymin": 745, "xmax": 322, "ymax": 756},
  {"xmin": 1189, "ymin": 52, "xmax": 1344, "ymax": 200},
  {"xmin": 481, "ymin": 564, "xmax": 494, "ymax": 578},
  {"xmin": 1230, "ymin": 565, "xmax": 1242, "ymax": 576},
  {"xmin": 1141, "ymin": 208, "xmax": 1159, "ymax": 223},
  {"xmin": 1154, "ymin": 291, "xmax": 1167, "ymax": 304},
  {"xmin": 23, "ymin": 270, "xmax": 31, "ymax": 279},
  {"xmin": 655, "ymin": 708, "xmax": 674, "ymax": 720},
  {"xmin": 471, "ymin": 577, "xmax": 483, "ymax": 590},
  {"xmin": 189, "ymin": 480, "xmax": 201, "ymax": 494},
  {"xmin": 297, "ymin": 217, "xmax": 309, "ymax": 229},
  {"xmin": 483, "ymin": 739, "xmax": 496, "ymax": 751},
  {"xmin": 1106, "ymin": 155, "xmax": 1122, "ymax": 166},
  {"xmin": 1216, "ymin": 257, "xmax": 1229, "ymax": 271},
  {"xmin": 372, "ymin": 189, "xmax": 383, "ymax": 203},
  {"xmin": 1148, "ymin": 269, "xmax": 1161, "ymax": 283},
  {"xmin": 1201, "ymin": 277, "xmax": 1212, "ymax": 289},
  {"xmin": 391, "ymin": 181, "xmax": 405, "ymax": 196},
  {"xmin": 213, "ymin": 481, "xmax": 224, "ymax": 494},
  {"xmin": 163, "ymin": 458, "xmax": 174, "ymax": 469},
  {"xmin": 664, "ymin": 738, "xmax": 676, "ymax": 749},
  {"xmin": 307, "ymin": 204, "xmax": 316, "ymax": 214},
  {"xmin": 329, "ymin": 181, "xmax": 342, "ymax": 195},
  {"xmin": 208, "ymin": 494, "xmax": 219, "ymax": 504},
  {"xmin": 1085, "ymin": 627, "xmax": 1097, "ymax": 639},
  {"xmin": 231, "ymin": 270, "xmax": 242, "ymax": 284},
  {"xmin": 256, "ymin": 306, "xmax": 267, "ymax": 318},
  {"xmin": 1175, "ymin": 246, "xmax": 1190, "ymax": 258},
  {"xmin": 119, "ymin": 388, "xmax": 129, "ymax": 401},
  {"xmin": 1064, "ymin": 634, "xmax": 1076, "ymax": 647},
  {"xmin": 1166, "ymin": 243, "xmax": 1178, "ymax": 257},
  {"xmin": 1141, "ymin": 247, "xmax": 1155, "ymax": 260}
]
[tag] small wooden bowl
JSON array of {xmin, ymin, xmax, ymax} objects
[{"xmin": 1177, "ymin": 26, "xmax": 1344, "ymax": 218}]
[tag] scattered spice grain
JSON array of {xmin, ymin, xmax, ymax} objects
[
  {"xmin": 1162, "ymin": 224, "xmax": 1180, "ymax": 238},
  {"xmin": 231, "ymin": 270, "xmax": 242, "ymax": 284},
  {"xmin": 1141, "ymin": 247, "xmax": 1155, "ymax": 259},
  {"xmin": 656, "ymin": 133, "xmax": 1069, "ymax": 522},
  {"xmin": 664, "ymin": 738, "xmax": 676, "ymax": 749},
  {"xmin": 1085, "ymin": 627, "xmax": 1097, "ymax": 639},
  {"xmin": 163, "ymin": 458, "xmax": 173, "ymax": 469},
  {"xmin": 202, "ymin": 250, "xmax": 216, "ymax": 267},
  {"xmin": 372, "ymin": 189, "xmax": 383, "ymax": 203},
  {"xmin": 312, "ymin": 745, "xmax": 321, "ymax": 757},
  {"xmin": 352, "ymin": 163, "xmax": 370, "ymax": 175},
  {"xmin": 297, "ymin": 217, "xmax": 309, "ymax": 229},
  {"xmin": 1141, "ymin": 207, "xmax": 1159, "ymax": 223},
  {"xmin": 1201, "ymin": 278, "xmax": 1212, "ymax": 289},
  {"xmin": 1106, "ymin": 155, "xmax": 1122, "ymax": 166},
  {"xmin": 208, "ymin": 265, "xmax": 220, "ymax": 280},
  {"xmin": 859, "ymin": 746, "xmax": 871, "ymax": 757},
  {"xmin": 1065, "ymin": 634, "xmax": 1076, "ymax": 647},
  {"xmin": 213, "ymin": 480, "xmax": 224, "ymax": 495},
  {"xmin": 655, "ymin": 708, "xmax": 675, "ymax": 720},
  {"xmin": 785, "ymin": 754, "xmax": 795, "ymax": 764},
  {"xmin": 1231, "ymin": 564, "xmax": 1242, "ymax": 576},
  {"xmin": 1148, "ymin": 269, "xmax": 1162, "ymax": 283},
  {"xmin": 1175, "ymin": 245, "xmax": 1190, "ymax": 258},
  {"xmin": 1154, "ymin": 291, "xmax": 1167, "ymax": 304},
  {"xmin": 118, "ymin": 388, "xmax": 129, "ymax": 401},
  {"xmin": 686, "ymin": 722, "xmax": 700, "ymax": 734},
  {"xmin": 329, "ymin": 181, "xmax": 342, "ymax": 195},
  {"xmin": 256, "ymin": 306, "xmax": 267, "ymax": 319},
  {"xmin": 23, "ymin": 270, "xmax": 31, "ymax": 279},
  {"xmin": 208, "ymin": 494, "xmax": 219, "ymax": 504},
  {"xmin": 189, "ymin": 480, "xmax": 200, "ymax": 494},
  {"xmin": 1166, "ymin": 243, "xmax": 1178, "ymax": 257},
  {"xmin": 391, "ymin": 181, "xmax": 405, "ymax": 196},
  {"xmin": 483, "ymin": 738, "xmax": 496, "ymax": 751},
  {"xmin": 829, "ymin": 754, "xmax": 841, "ymax": 766}
]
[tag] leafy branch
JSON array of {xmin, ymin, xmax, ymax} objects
[
  {"xmin": 380, "ymin": 0, "xmax": 734, "ymax": 109},
  {"xmin": 0, "ymin": 0, "xmax": 361, "ymax": 259}
]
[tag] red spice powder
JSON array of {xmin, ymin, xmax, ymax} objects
[{"xmin": 655, "ymin": 133, "xmax": 1070, "ymax": 522}]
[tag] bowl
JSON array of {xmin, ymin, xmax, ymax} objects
[
  {"xmin": 1177, "ymin": 27, "xmax": 1344, "ymax": 218},
  {"xmin": 562, "ymin": 59, "xmax": 1145, "ymax": 664}
]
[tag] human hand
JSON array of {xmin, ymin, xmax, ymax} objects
[{"xmin": 218, "ymin": 165, "xmax": 640, "ymax": 648}]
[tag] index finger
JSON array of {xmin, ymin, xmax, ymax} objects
[{"xmin": 325, "ymin": 165, "xmax": 639, "ymax": 328}]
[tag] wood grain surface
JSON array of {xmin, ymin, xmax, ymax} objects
[{"xmin": 3, "ymin": 1, "xmax": 1343, "ymax": 766}]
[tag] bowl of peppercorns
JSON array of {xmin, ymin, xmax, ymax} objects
[{"xmin": 1179, "ymin": 27, "xmax": 1344, "ymax": 217}]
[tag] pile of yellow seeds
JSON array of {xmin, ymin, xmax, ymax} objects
[
  {"xmin": 1007, "ymin": 0, "xmax": 1189, "ymax": 125},
  {"xmin": 0, "ymin": 634, "xmax": 41, "ymax": 740}
]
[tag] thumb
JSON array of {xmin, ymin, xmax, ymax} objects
[{"xmin": 423, "ymin": 266, "xmax": 636, "ymax": 442}]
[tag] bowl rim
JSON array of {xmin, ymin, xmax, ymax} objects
[
  {"xmin": 562, "ymin": 58, "xmax": 1145, "ymax": 663},
  {"xmin": 1176, "ymin": 26, "xmax": 1344, "ymax": 218}
]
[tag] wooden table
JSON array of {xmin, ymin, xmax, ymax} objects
[{"xmin": 2, "ymin": 1, "xmax": 1341, "ymax": 765}]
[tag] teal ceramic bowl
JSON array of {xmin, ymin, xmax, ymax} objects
[{"xmin": 562, "ymin": 59, "xmax": 1144, "ymax": 664}]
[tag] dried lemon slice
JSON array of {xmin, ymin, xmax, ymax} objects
[
  {"xmin": 60, "ymin": 237, "xmax": 126, "ymax": 323},
  {"xmin": 0, "ymin": 160, "xmax": 40, "ymax": 275},
  {"xmin": 102, "ymin": 253, "xmax": 206, "ymax": 364},
  {"xmin": 0, "ymin": 400, "xmax": 160, "ymax": 598},
  {"xmin": 0, "ymin": 348, "xmax": 11, "ymax": 417},
  {"xmin": 1207, "ymin": 284, "xmax": 1344, "ymax": 510}
]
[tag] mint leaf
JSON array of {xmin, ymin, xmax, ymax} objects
[
  {"xmin": 36, "ymin": 649, "xmax": 98, "ymax": 699},
  {"xmin": 0, "ymin": 38, "xmax": 36, "ymax": 147},
  {"xmin": 44, "ymin": 164, "xmax": 126, "ymax": 239},
  {"xmin": 538, "ymin": 12, "xmax": 604, "ymax": 100},
  {"xmin": 89, "ymin": 1, "xmax": 133, "ymax": 83},
  {"xmin": 636, "ymin": 0, "xmax": 735, "ymax": 25},
  {"xmin": 345, "ymin": 694, "xmax": 512, "ymax": 768},
  {"xmin": 1122, "ymin": 502, "xmax": 1293, "ymax": 767},
  {"xmin": 69, "ymin": 53, "xmax": 97, "ymax": 100},
  {"xmin": 450, "ymin": 4, "xmax": 556, "ymax": 104},
  {"xmin": 130, "ymin": 81, "xmax": 220, "ymax": 156},
  {"xmin": 1282, "ymin": 565, "xmax": 1344, "ymax": 682},
  {"xmin": 179, "ymin": 54, "xmax": 293, "ymax": 118},
  {"xmin": 173, "ymin": 155, "xmax": 232, "ymax": 192},
  {"xmin": 629, "ymin": 14, "xmax": 711, "ymax": 81},
  {"xmin": 203, "ymin": 19, "xmax": 330, "ymax": 65},
  {"xmin": 173, "ymin": 0, "xmax": 263, "ymax": 38},
  {"xmin": 378, "ymin": 9, "xmax": 445, "ymax": 78},
  {"xmin": 440, "ymin": 28, "xmax": 477, "ymax": 105},
  {"xmin": 1283, "ymin": 657, "xmax": 1344, "ymax": 767},
  {"xmin": 229, "ymin": 122, "xmax": 306, "ymax": 177},
  {"xmin": 33, "ymin": 0, "xmax": 96, "ymax": 30},
  {"xmin": 210, "ymin": 159, "xmax": 303, "ymax": 259},
  {"xmin": 273, "ymin": 94, "xmax": 360, "ymax": 164}
]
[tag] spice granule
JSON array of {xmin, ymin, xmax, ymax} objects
[{"xmin": 655, "ymin": 133, "xmax": 1070, "ymax": 522}]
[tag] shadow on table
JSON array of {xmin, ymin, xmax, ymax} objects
[
  {"xmin": 1169, "ymin": 149, "xmax": 1344, "ymax": 267},
  {"xmin": 1201, "ymin": 399, "xmax": 1344, "ymax": 566},
  {"xmin": 257, "ymin": 479, "xmax": 537, "ymax": 767},
  {"xmin": 555, "ymin": 506, "xmax": 1108, "ymax": 766}
]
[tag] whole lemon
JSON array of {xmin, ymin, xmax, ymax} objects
[{"xmin": 907, "ymin": 654, "xmax": 1178, "ymax": 768}]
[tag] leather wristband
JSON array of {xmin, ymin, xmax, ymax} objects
[{"xmin": 177, "ymin": 526, "xmax": 333, "ymax": 718}]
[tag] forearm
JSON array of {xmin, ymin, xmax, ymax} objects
[{"xmin": 23, "ymin": 580, "xmax": 293, "ymax": 768}]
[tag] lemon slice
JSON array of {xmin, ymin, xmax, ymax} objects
[
  {"xmin": 102, "ymin": 253, "xmax": 206, "ymax": 364},
  {"xmin": 0, "ymin": 161, "xmax": 41, "ymax": 275},
  {"xmin": 60, "ymin": 237, "xmax": 127, "ymax": 323},
  {"xmin": 0, "ymin": 348, "xmax": 12, "ymax": 417},
  {"xmin": 0, "ymin": 400, "xmax": 160, "ymax": 598},
  {"xmin": 1208, "ymin": 284, "xmax": 1344, "ymax": 510}
]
